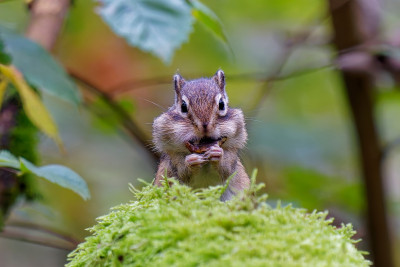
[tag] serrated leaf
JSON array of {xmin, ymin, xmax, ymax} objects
[
  {"xmin": 97, "ymin": 0, "xmax": 194, "ymax": 64},
  {"xmin": 0, "ymin": 65, "xmax": 62, "ymax": 147},
  {"xmin": 189, "ymin": 0, "xmax": 229, "ymax": 45},
  {"xmin": 20, "ymin": 158, "xmax": 90, "ymax": 200},
  {"xmin": 0, "ymin": 30, "xmax": 81, "ymax": 105},
  {"xmin": 0, "ymin": 150, "xmax": 20, "ymax": 169}
]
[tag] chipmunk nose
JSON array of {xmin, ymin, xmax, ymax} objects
[{"xmin": 202, "ymin": 123, "xmax": 208, "ymax": 131}]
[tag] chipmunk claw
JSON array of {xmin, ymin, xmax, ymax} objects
[
  {"xmin": 185, "ymin": 153, "xmax": 207, "ymax": 166},
  {"xmin": 204, "ymin": 145, "xmax": 223, "ymax": 161}
]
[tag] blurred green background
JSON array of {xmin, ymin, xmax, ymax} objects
[{"xmin": 0, "ymin": 0, "xmax": 400, "ymax": 266}]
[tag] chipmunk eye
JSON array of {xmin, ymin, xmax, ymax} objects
[
  {"xmin": 218, "ymin": 99, "xmax": 225, "ymax": 111},
  {"xmin": 181, "ymin": 100, "xmax": 188, "ymax": 113}
]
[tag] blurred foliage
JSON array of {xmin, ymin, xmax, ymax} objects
[
  {"xmin": 0, "ymin": 0, "xmax": 400, "ymax": 265},
  {"xmin": 97, "ymin": 0, "xmax": 194, "ymax": 64},
  {"xmin": 0, "ymin": 0, "xmax": 88, "ymax": 232},
  {"xmin": 189, "ymin": 0, "xmax": 229, "ymax": 46},
  {"xmin": 0, "ymin": 30, "xmax": 81, "ymax": 105},
  {"xmin": 0, "ymin": 28, "xmax": 82, "ymax": 147},
  {"xmin": 0, "ymin": 101, "xmax": 38, "ymax": 218},
  {"xmin": 0, "ymin": 65, "xmax": 62, "ymax": 147},
  {"xmin": 9, "ymin": 107, "xmax": 38, "ymax": 164},
  {"xmin": 9, "ymin": 105, "xmax": 39, "ymax": 200},
  {"xmin": 96, "ymin": 0, "xmax": 230, "ymax": 64},
  {"xmin": 89, "ymin": 97, "xmax": 136, "ymax": 134},
  {"xmin": 0, "ymin": 150, "xmax": 90, "ymax": 200},
  {"xmin": 283, "ymin": 167, "xmax": 363, "ymax": 213},
  {"xmin": 67, "ymin": 178, "xmax": 370, "ymax": 267},
  {"xmin": 0, "ymin": 38, "xmax": 11, "ymax": 65}
]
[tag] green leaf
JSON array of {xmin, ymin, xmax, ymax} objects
[
  {"xmin": 189, "ymin": 0, "xmax": 229, "ymax": 45},
  {"xmin": 96, "ymin": 0, "xmax": 194, "ymax": 64},
  {"xmin": 0, "ymin": 150, "xmax": 20, "ymax": 169},
  {"xmin": 0, "ymin": 150, "xmax": 90, "ymax": 200},
  {"xmin": 20, "ymin": 158, "xmax": 90, "ymax": 200},
  {"xmin": 0, "ymin": 65, "xmax": 62, "ymax": 147},
  {"xmin": 0, "ymin": 38, "xmax": 12, "ymax": 65},
  {"xmin": 0, "ymin": 30, "xmax": 81, "ymax": 105}
]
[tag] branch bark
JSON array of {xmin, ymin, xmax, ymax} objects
[
  {"xmin": 6, "ymin": 221, "xmax": 82, "ymax": 246},
  {"xmin": 0, "ymin": 227, "xmax": 76, "ymax": 251},
  {"xmin": 70, "ymin": 71, "xmax": 159, "ymax": 165},
  {"xmin": 26, "ymin": 0, "xmax": 70, "ymax": 51},
  {"xmin": 328, "ymin": 0, "xmax": 393, "ymax": 266}
]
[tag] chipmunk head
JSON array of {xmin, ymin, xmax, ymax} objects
[
  {"xmin": 152, "ymin": 70, "xmax": 246, "ymax": 154},
  {"xmin": 173, "ymin": 70, "xmax": 229, "ymax": 139}
]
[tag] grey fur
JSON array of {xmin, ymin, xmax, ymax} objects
[{"xmin": 153, "ymin": 70, "xmax": 250, "ymax": 201}]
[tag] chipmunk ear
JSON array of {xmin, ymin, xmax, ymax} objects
[
  {"xmin": 213, "ymin": 69, "xmax": 225, "ymax": 91},
  {"xmin": 173, "ymin": 73, "xmax": 186, "ymax": 94}
]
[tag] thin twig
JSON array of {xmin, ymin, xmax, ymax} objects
[
  {"xmin": 101, "ymin": 64, "xmax": 333, "ymax": 98},
  {"xmin": 6, "ymin": 221, "xmax": 82, "ymax": 245},
  {"xmin": 244, "ymin": 3, "xmax": 342, "ymax": 118},
  {"xmin": 80, "ymin": 96, "xmax": 145, "ymax": 149},
  {"xmin": 246, "ymin": 0, "xmax": 361, "ymax": 116},
  {"xmin": 0, "ymin": 228, "xmax": 76, "ymax": 251},
  {"xmin": 248, "ymin": 31, "xmax": 314, "ymax": 117},
  {"xmin": 266, "ymin": 64, "xmax": 334, "ymax": 82},
  {"xmin": 69, "ymin": 70, "xmax": 159, "ymax": 165}
]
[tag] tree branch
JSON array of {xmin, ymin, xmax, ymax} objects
[
  {"xmin": 25, "ymin": 0, "xmax": 71, "ymax": 51},
  {"xmin": 328, "ymin": 0, "xmax": 393, "ymax": 266},
  {"xmin": 83, "ymin": 65, "xmax": 331, "ymax": 98},
  {"xmin": 6, "ymin": 221, "xmax": 82, "ymax": 246},
  {"xmin": 0, "ymin": 227, "xmax": 76, "ymax": 251},
  {"xmin": 69, "ymin": 70, "xmax": 159, "ymax": 165},
  {"xmin": 247, "ymin": 17, "xmax": 329, "ymax": 117}
]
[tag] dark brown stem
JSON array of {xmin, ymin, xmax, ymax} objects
[
  {"xmin": 69, "ymin": 71, "xmax": 159, "ymax": 165},
  {"xmin": 328, "ymin": 0, "xmax": 393, "ymax": 266}
]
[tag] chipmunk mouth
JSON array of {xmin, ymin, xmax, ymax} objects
[
  {"xmin": 192, "ymin": 136, "xmax": 227, "ymax": 146},
  {"xmin": 185, "ymin": 137, "xmax": 227, "ymax": 154}
]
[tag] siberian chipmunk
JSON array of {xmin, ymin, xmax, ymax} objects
[{"xmin": 152, "ymin": 70, "xmax": 250, "ymax": 201}]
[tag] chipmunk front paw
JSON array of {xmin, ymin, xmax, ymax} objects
[
  {"xmin": 204, "ymin": 145, "xmax": 223, "ymax": 162},
  {"xmin": 185, "ymin": 153, "xmax": 207, "ymax": 167}
]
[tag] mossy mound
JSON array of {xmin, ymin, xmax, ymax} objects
[{"xmin": 67, "ymin": 177, "xmax": 370, "ymax": 267}]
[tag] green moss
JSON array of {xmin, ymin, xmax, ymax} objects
[
  {"xmin": 9, "ymin": 107, "xmax": 38, "ymax": 163},
  {"xmin": 9, "ymin": 107, "xmax": 39, "ymax": 201},
  {"xmin": 67, "ymin": 178, "xmax": 370, "ymax": 267}
]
